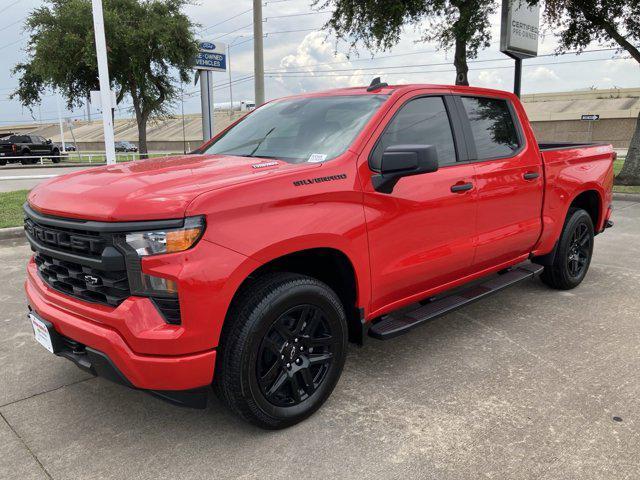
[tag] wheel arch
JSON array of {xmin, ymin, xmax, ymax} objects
[
  {"xmin": 229, "ymin": 247, "xmax": 365, "ymax": 345},
  {"xmin": 569, "ymin": 189, "xmax": 602, "ymax": 231}
]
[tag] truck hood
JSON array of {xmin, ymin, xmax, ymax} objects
[{"xmin": 28, "ymin": 154, "xmax": 317, "ymax": 221}]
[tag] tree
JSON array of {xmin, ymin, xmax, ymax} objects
[
  {"xmin": 12, "ymin": 0, "xmax": 198, "ymax": 155},
  {"xmin": 536, "ymin": 0, "xmax": 640, "ymax": 185},
  {"xmin": 313, "ymin": 0, "xmax": 496, "ymax": 86}
]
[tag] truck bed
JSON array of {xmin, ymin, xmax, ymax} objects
[{"xmin": 538, "ymin": 142, "xmax": 608, "ymax": 151}]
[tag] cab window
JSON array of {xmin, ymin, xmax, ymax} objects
[{"xmin": 370, "ymin": 96, "xmax": 457, "ymax": 171}]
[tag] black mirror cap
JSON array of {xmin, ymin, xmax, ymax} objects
[{"xmin": 372, "ymin": 144, "xmax": 439, "ymax": 193}]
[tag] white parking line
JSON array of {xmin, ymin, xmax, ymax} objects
[{"xmin": 0, "ymin": 174, "xmax": 59, "ymax": 181}]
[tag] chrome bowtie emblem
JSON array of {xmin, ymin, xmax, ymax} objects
[{"xmin": 84, "ymin": 275, "xmax": 100, "ymax": 285}]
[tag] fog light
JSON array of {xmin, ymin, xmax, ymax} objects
[{"xmin": 141, "ymin": 273, "xmax": 177, "ymax": 296}]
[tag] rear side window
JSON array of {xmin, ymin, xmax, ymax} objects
[
  {"xmin": 370, "ymin": 96, "xmax": 457, "ymax": 170},
  {"xmin": 460, "ymin": 97, "xmax": 520, "ymax": 160}
]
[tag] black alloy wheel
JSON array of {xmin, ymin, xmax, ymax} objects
[
  {"xmin": 215, "ymin": 272, "xmax": 347, "ymax": 429},
  {"xmin": 566, "ymin": 221, "xmax": 592, "ymax": 279},
  {"xmin": 257, "ymin": 304, "xmax": 336, "ymax": 407},
  {"xmin": 542, "ymin": 208, "xmax": 594, "ymax": 290}
]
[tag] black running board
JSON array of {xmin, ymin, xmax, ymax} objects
[{"xmin": 368, "ymin": 263, "xmax": 544, "ymax": 340}]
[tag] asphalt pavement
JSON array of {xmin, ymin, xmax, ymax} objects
[{"xmin": 1, "ymin": 198, "xmax": 639, "ymax": 479}]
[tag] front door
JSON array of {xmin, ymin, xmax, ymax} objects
[{"xmin": 359, "ymin": 93, "xmax": 478, "ymax": 315}]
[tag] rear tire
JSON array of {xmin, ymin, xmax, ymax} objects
[
  {"xmin": 0, "ymin": 158, "xmax": 6, "ymax": 166},
  {"xmin": 215, "ymin": 272, "xmax": 348, "ymax": 429},
  {"xmin": 542, "ymin": 208, "xmax": 594, "ymax": 290}
]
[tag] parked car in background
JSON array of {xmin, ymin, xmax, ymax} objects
[
  {"xmin": 24, "ymin": 83, "xmax": 614, "ymax": 429},
  {"xmin": 63, "ymin": 143, "xmax": 77, "ymax": 152},
  {"xmin": 115, "ymin": 141, "xmax": 138, "ymax": 152},
  {"xmin": 0, "ymin": 134, "xmax": 61, "ymax": 165}
]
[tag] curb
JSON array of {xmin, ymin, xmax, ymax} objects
[
  {"xmin": 0, "ymin": 227, "xmax": 24, "ymax": 241},
  {"xmin": 613, "ymin": 192, "xmax": 640, "ymax": 202}
]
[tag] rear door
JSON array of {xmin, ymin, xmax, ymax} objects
[
  {"xmin": 359, "ymin": 92, "xmax": 478, "ymax": 314},
  {"xmin": 455, "ymin": 95, "xmax": 543, "ymax": 270}
]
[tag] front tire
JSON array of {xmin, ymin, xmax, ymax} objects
[
  {"xmin": 51, "ymin": 149, "xmax": 60, "ymax": 163},
  {"xmin": 542, "ymin": 208, "xmax": 594, "ymax": 290},
  {"xmin": 215, "ymin": 272, "xmax": 348, "ymax": 429}
]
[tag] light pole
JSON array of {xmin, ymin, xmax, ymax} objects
[
  {"xmin": 253, "ymin": 0, "xmax": 265, "ymax": 106},
  {"xmin": 90, "ymin": 0, "xmax": 116, "ymax": 165}
]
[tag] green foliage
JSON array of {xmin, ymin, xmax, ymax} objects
[
  {"xmin": 12, "ymin": 0, "xmax": 199, "ymax": 153},
  {"xmin": 537, "ymin": 0, "xmax": 639, "ymax": 62},
  {"xmin": 314, "ymin": 0, "xmax": 497, "ymax": 85}
]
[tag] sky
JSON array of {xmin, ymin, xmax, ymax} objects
[{"xmin": 0, "ymin": 0, "xmax": 638, "ymax": 126}]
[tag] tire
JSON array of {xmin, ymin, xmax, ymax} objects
[
  {"xmin": 0, "ymin": 158, "xmax": 6, "ymax": 166},
  {"xmin": 51, "ymin": 149, "xmax": 60, "ymax": 163},
  {"xmin": 215, "ymin": 272, "xmax": 348, "ymax": 429},
  {"xmin": 20, "ymin": 151, "xmax": 31, "ymax": 165},
  {"xmin": 542, "ymin": 208, "xmax": 594, "ymax": 290}
]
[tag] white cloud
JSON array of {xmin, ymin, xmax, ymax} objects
[
  {"xmin": 528, "ymin": 66, "xmax": 560, "ymax": 81},
  {"xmin": 475, "ymin": 70, "xmax": 506, "ymax": 87},
  {"xmin": 273, "ymin": 32, "xmax": 370, "ymax": 93}
]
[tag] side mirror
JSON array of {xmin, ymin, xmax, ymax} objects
[{"xmin": 371, "ymin": 144, "xmax": 439, "ymax": 193}]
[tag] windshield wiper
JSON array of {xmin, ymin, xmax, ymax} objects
[{"xmin": 247, "ymin": 127, "xmax": 276, "ymax": 157}]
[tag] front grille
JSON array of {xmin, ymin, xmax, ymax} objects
[
  {"xmin": 34, "ymin": 253, "xmax": 130, "ymax": 306},
  {"xmin": 25, "ymin": 217, "xmax": 105, "ymax": 257}
]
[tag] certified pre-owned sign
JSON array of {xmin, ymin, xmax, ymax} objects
[
  {"xmin": 195, "ymin": 41, "xmax": 227, "ymax": 72},
  {"xmin": 500, "ymin": 0, "xmax": 540, "ymax": 59}
]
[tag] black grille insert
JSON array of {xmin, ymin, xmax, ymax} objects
[
  {"xmin": 35, "ymin": 253, "xmax": 130, "ymax": 307},
  {"xmin": 25, "ymin": 217, "xmax": 105, "ymax": 257}
]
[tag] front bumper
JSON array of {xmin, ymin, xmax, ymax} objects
[{"xmin": 26, "ymin": 264, "xmax": 216, "ymax": 403}]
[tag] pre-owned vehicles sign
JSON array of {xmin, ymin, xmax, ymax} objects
[{"xmin": 195, "ymin": 41, "xmax": 227, "ymax": 72}]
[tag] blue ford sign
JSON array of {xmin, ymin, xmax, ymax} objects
[{"xmin": 195, "ymin": 40, "xmax": 227, "ymax": 72}]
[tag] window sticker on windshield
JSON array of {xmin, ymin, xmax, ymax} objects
[{"xmin": 308, "ymin": 154, "xmax": 327, "ymax": 163}]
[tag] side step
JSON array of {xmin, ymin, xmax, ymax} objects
[{"xmin": 368, "ymin": 263, "xmax": 544, "ymax": 340}]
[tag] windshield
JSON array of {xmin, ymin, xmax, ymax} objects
[{"xmin": 203, "ymin": 94, "xmax": 388, "ymax": 163}]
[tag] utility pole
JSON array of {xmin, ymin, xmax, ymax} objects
[
  {"xmin": 252, "ymin": 0, "xmax": 265, "ymax": 106},
  {"xmin": 91, "ymin": 0, "xmax": 116, "ymax": 165}
]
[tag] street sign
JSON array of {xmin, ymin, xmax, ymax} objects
[
  {"xmin": 581, "ymin": 114, "xmax": 600, "ymax": 121},
  {"xmin": 195, "ymin": 41, "xmax": 227, "ymax": 72},
  {"xmin": 500, "ymin": 0, "xmax": 541, "ymax": 59}
]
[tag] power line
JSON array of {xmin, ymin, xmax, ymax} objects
[
  {"xmin": 0, "ymin": 0, "xmax": 22, "ymax": 15},
  {"xmin": 264, "ymin": 10, "xmax": 330, "ymax": 21},
  {"xmin": 0, "ymin": 14, "xmax": 26, "ymax": 33},
  {"xmin": 265, "ymin": 47, "xmax": 621, "ymax": 75},
  {"xmin": 199, "ymin": 8, "xmax": 252, "ymax": 34},
  {"xmin": 0, "ymin": 37, "xmax": 23, "ymax": 51},
  {"xmin": 266, "ymin": 56, "xmax": 630, "ymax": 78}
]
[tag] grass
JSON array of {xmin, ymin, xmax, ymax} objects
[
  {"xmin": 613, "ymin": 157, "xmax": 640, "ymax": 194},
  {"xmin": 60, "ymin": 152, "xmax": 181, "ymax": 164},
  {"xmin": 0, "ymin": 189, "xmax": 28, "ymax": 228}
]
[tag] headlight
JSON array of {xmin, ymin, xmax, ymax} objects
[{"xmin": 125, "ymin": 216, "xmax": 205, "ymax": 256}]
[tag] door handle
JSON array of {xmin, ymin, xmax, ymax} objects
[
  {"xmin": 523, "ymin": 172, "xmax": 540, "ymax": 180},
  {"xmin": 450, "ymin": 182, "xmax": 473, "ymax": 193}
]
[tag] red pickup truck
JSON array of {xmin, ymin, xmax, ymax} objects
[{"xmin": 24, "ymin": 82, "xmax": 614, "ymax": 429}]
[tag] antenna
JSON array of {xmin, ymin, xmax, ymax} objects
[{"xmin": 367, "ymin": 77, "xmax": 388, "ymax": 92}]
